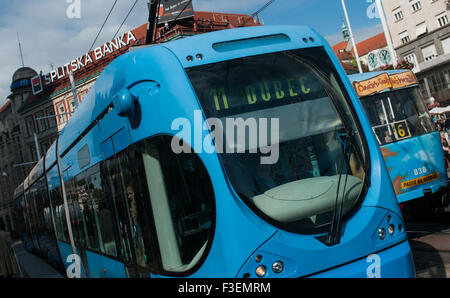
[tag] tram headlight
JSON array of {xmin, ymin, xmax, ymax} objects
[
  {"xmin": 388, "ymin": 224, "xmax": 395, "ymax": 235},
  {"xmin": 255, "ymin": 265, "xmax": 267, "ymax": 277},
  {"xmin": 272, "ymin": 261, "xmax": 284, "ymax": 274},
  {"xmin": 378, "ymin": 228, "xmax": 386, "ymax": 240}
]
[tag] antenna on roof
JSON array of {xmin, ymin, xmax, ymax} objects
[{"xmin": 16, "ymin": 32, "xmax": 25, "ymax": 67}]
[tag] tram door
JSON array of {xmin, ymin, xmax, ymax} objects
[{"xmin": 100, "ymin": 128, "xmax": 151, "ymax": 278}]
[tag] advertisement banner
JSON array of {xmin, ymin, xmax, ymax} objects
[{"xmin": 157, "ymin": 0, "xmax": 195, "ymax": 24}]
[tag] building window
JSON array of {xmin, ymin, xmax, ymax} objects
[
  {"xmin": 41, "ymin": 141, "xmax": 49, "ymax": 156},
  {"xmin": 427, "ymin": 69, "xmax": 450, "ymax": 94},
  {"xmin": 393, "ymin": 8, "xmax": 404, "ymax": 21},
  {"xmin": 26, "ymin": 117, "xmax": 35, "ymax": 137},
  {"xmin": 46, "ymin": 107, "xmax": 57, "ymax": 128},
  {"xmin": 404, "ymin": 53, "xmax": 420, "ymax": 72},
  {"xmin": 418, "ymin": 79, "xmax": 429, "ymax": 98},
  {"xmin": 437, "ymin": 12, "xmax": 449, "ymax": 27},
  {"xmin": 30, "ymin": 145, "xmax": 37, "ymax": 162},
  {"xmin": 422, "ymin": 43, "xmax": 438, "ymax": 63},
  {"xmin": 57, "ymin": 103, "xmax": 67, "ymax": 124},
  {"xmin": 36, "ymin": 111, "xmax": 46, "ymax": 132},
  {"xmin": 411, "ymin": 1, "xmax": 422, "ymax": 12},
  {"xmin": 416, "ymin": 22, "xmax": 427, "ymax": 37},
  {"xmin": 442, "ymin": 36, "xmax": 450, "ymax": 55},
  {"xmin": 399, "ymin": 31, "xmax": 410, "ymax": 44}
]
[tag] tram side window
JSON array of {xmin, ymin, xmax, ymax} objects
[
  {"xmin": 90, "ymin": 169, "xmax": 119, "ymax": 257},
  {"xmin": 101, "ymin": 158, "xmax": 135, "ymax": 262},
  {"xmin": 135, "ymin": 136, "xmax": 215, "ymax": 274},
  {"xmin": 74, "ymin": 173, "xmax": 100, "ymax": 251},
  {"xmin": 65, "ymin": 178, "xmax": 87, "ymax": 247},
  {"xmin": 116, "ymin": 148, "xmax": 160, "ymax": 270},
  {"xmin": 14, "ymin": 198, "xmax": 26, "ymax": 237},
  {"xmin": 80, "ymin": 165, "xmax": 119, "ymax": 257},
  {"xmin": 49, "ymin": 185, "xmax": 69, "ymax": 242}
]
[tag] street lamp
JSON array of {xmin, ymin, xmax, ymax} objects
[{"xmin": 340, "ymin": 0, "xmax": 363, "ymax": 74}]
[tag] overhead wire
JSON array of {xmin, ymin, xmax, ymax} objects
[
  {"xmin": 88, "ymin": 0, "xmax": 119, "ymax": 53},
  {"xmin": 112, "ymin": 0, "xmax": 140, "ymax": 40},
  {"xmin": 240, "ymin": 0, "xmax": 276, "ymax": 26}
]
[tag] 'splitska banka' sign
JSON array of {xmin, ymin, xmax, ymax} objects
[
  {"xmin": 353, "ymin": 70, "xmax": 419, "ymax": 98},
  {"xmin": 42, "ymin": 30, "xmax": 137, "ymax": 86}
]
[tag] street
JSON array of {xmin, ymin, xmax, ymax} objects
[{"xmin": 407, "ymin": 210, "xmax": 450, "ymax": 278}]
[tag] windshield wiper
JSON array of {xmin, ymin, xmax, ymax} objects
[{"xmin": 325, "ymin": 127, "xmax": 354, "ymax": 246}]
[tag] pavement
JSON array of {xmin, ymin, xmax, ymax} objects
[
  {"xmin": 10, "ymin": 241, "xmax": 64, "ymax": 278},
  {"xmin": 407, "ymin": 211, "xmax": 450, "ymax": 278}
]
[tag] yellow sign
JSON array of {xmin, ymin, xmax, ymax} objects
[
  {"xmin": 401, "ymin": 172, "xmax": 440, "ymax": 190},
  {"xmin": 353, "ymin": 73, "xmax": 392, "ymax": 97},
  {"xmin": 389, "ymin": 71, "xmax": 418, "ymax": 89},
  {"xmin": 353, "ymin": 71, "xmax": 419, "ymax": 98},
  {"xmin": 392, "ymin": 120, "xmax": 411, "ymax": 140}
]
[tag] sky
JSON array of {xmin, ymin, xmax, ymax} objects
[{"xmin": 0, "ymin": 0, "xmax": 384, "ymax": 107}]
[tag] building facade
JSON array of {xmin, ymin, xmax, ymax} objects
[
  {"xmin": 0, "ymin": 67, "xmax": 37, "ymax": 229},
  {"xmin": 381, "ymin": 0, "xmax": 450, "ymax": 105},
  {"xmin": 333, "ymin": 31, "xmax": 390, "ymax": 72}
]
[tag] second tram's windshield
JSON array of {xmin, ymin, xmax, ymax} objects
[
  {"xmin": 360, "ymin": 86, "xmax": 435, "ymax": 146},
  {"xmin": 186, "ymin": 47, "xmax": 368, "ymax": 234}
]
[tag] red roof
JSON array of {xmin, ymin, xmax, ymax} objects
[
  {"xmin": 356, "ymin": 33, "xmax": 387, "ymax": 56},
  {"xmin": 0, "ymin": 100, "xmax": 11, "ymax": 115},
  {"xmin": 333, "ymin": 33, "xmax": 387, "ymax": 60},
  {"xmin": 332, "ymin": 41, "xmax": 354, "ymax": 60}
]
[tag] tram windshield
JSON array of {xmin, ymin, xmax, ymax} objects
[
  {"xmin": 360, "ymin": 86, "xmax": 435, "ymax": 146},
  {"xmin": 186, "ymin": 47, "xmax": 368, "ymax": 234}
]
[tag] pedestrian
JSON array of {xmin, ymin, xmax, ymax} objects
[{"xmin": 0, "ymin": 220, "xmax": 19, "ymax": 279}]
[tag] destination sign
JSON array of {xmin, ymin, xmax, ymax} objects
[
  {"xmin": 389, "ymin": 71, "xmax": 418, "ymax": 89},
  {"xmin": 352, "ymin": 73, "xmax": 391, "ymax": 97},
  {"xmin": 205, "ymin": 76, "xmax": 319, "ymax": 114},
  {"xmin": 353, "ymin": 71, "xmax": 419, "ymax": 98},
  {"xmin": 401, "ymin": 171, "xmax": 440, "ymax": 190}
]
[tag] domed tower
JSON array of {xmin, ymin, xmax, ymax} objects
[
  {"xmin": 342, "ymin": 23, "xmax": 350, "ymax": 43},
  {"xmin": 10, "ymin": 67, "xmax": 37, "ymax": 107}
]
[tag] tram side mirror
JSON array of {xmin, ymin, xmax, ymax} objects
[{"xmin": 113, "ymin": 89, "xmax": 137, "ymax": 117}]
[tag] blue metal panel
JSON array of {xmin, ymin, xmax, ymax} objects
[
  {"xmin": 85, "ymin": 251, "xmax": 127, "ymax": 278},
  {"xmin": 311, "ymin": 241, "xmax": 415, "ymax": 278},
  {"xmin": 112, "ymin": 128, "xmax": 131, "ymax": 154},
  {"xmin": 237, "ymin": 206, "xmax": 407, "ymax": 278},
  {"xmin": 57, "ymin": 241, "xmax": 88, "ymax": 278},
  {"xmin": 381, "ymin": 132, "xmax": 447, "ymax": 203},
  {"xmin": 101, "ymin": 138, "xmax": 114, "ymax": 160}
]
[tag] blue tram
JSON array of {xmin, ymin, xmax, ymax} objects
[
  {"xmin": 349, "ymin": 70, "xmax": 449, "ymax": 216},
  {"xmin": 13, "ymin": 26, "xmax": 415, "ymax": 278}
]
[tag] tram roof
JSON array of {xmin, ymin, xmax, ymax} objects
[{"xmin": 55, "ymin": 25, "xmax": 328, "ymax": 158}]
